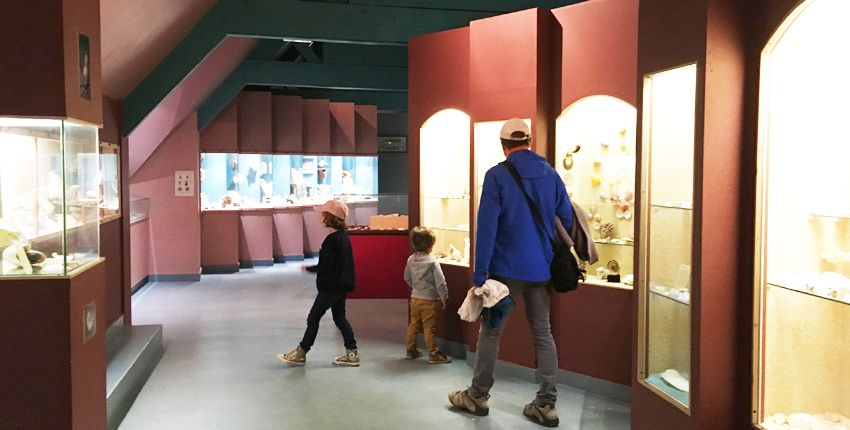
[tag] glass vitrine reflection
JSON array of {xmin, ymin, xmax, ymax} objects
[
  {"xmin": 420, "ymin": 109, "xmax": 471, "ymax": 267},
  {"xmin": 754, "ymin": 0, "xmax": 850, "ymax": 428},
  {"xmin": 556, "ymin": 96, "xmax": 637, "ymax": 288},
  {"xmin": 638, "ymin": 64, "xmax": 697, "ymax": 410}
]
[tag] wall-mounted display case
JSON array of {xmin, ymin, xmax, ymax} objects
[
  {"xmin": 99, "ymin": 142, "xmax": 120, "ymax": 221},
  {"xmin": 754, "ymin": 1, "xmax": 850, "ymax": 428},
  {"xmin": 556, "ymin": 96, "xmax": 636, "ymax": 289},
  {"xmin": 638, "ymin": 64, "xmax": 697, "ymax": 410},
  {"xmin": 420, "ymin": 109, "xmax": 470, "ymax": 267},
  {"xmin": 0, "ymin": 118, "xmax": 101, "ymax": 276},
  {"xmin": 200, "ymin": 153, "xmax": 379, "ymax": 211},
  {"xmin": 129, "ymin": 195, "xmax": 150, "ymax": 224}
]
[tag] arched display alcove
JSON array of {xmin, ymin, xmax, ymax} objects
[
  {"xmin": 419, "ymin": 109, "xmax": 471, "ymax": 267},
  {"xmin": 555, "ymin": 95, "xmax": 637, "ymax": 288},
  {"xmin": 754, "ymin": 0, "xmax": 850, "ymax": 428}
]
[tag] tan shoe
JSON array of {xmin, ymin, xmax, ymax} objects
[
  {"xmin": 405, "ymin": 349, "xmax": 423, "ymax": 360},
  {"xmin": 448, "ymin": 389, "xmax": 489, "ymax": 416},
  {"xmin": 523, "ymin": 403, "xmax": 559, "ymax": 427},
  {"xmin": 277, "ymin": 346, "xmax": 306, "ymax": 366},
  {"xmin": 428, "ymin": 351, "xmax": 452, "ymax": 364},
  {"xmin": 333, "ymin": 348, "xmax": 360, "ymax": 367}
]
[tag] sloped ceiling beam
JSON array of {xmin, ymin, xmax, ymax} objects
[
  {"xmin": 123, "ymin": 0, "xmax": 494, "ymax": 135},
  {"xmin": 123, "ymin": 0, "xmax": 583, "ymax": 136},
  {"xmin": 196, "ymin": 60, "xmax": 406, "ymax": 129}
]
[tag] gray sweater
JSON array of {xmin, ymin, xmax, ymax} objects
[{"xmin": 403, "ymin": 253, "xmax": 449, "ymax": 301}]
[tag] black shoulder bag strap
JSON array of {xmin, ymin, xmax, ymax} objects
[{"xmin": 500, "ymin": 161, "xmax": 554, "ymax": 246}]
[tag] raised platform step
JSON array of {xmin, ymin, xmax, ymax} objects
[{"xmin": 106, "ymin": 322, "xmax": 164, "ymax": 430}]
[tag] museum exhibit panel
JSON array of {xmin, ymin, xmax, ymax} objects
[
  {"xmin": 419, "ymin": 109, "xmax": 471, "ymax": 267},
  {"xmin": 637, "ymin": 64, "xmax": 697, "ymax": 409},
  {"xmin": 555, "ymin": 96, "xmax": 636, "ymax": 288},
  {"xmin": 753, "ymin": 0, "xmax": 850, "ymax": 428},
  {"xmin": 0, "ymin": 118, "xmax": 101, "ymax": 276}
]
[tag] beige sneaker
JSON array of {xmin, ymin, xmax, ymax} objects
[
  {"xmin": 448, "ymin": 389, "xmax": 489, "ymax": 416},
  {"xmin": 428, "ymin": 351, "xmax": 452, "ymax": 364},
  {"xmin": 523, "ymin": 403, "xmax": 559, "ymax": 427},
  {"xmin": 405, "ymin": 349, "xmax": 423, "ymax": 360},
  {"xmin": 333, "ymin": 348, "xmax": 360, "ymax": 367},
  {"xmin": 277, "ymin": 346, "xmax": 306, "ymax": 366}
]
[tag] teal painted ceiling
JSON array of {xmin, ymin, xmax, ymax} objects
[{"xmin": 123, "ymin": 0, "xmax": 584, "ymax": 135}]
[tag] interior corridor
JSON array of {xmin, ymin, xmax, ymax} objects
[{"xmin": 119, "ymin": 262, "xmax": 630, "ymax": 429}]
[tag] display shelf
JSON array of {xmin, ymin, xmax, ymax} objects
[
  {"xmin": 423, "ymin": 195, "xmax": 470, "ymax": 201},
  {"xmin": 808, "ymin": 212, "xmax": 850, "ymax": 220},
  {"xmin": 767, "ymin": 282, "xmax": 850, "ymax": 307},
  {"xmin": 582, "ymin": 279, "xmax": 634, "ymax": 290},
  {"xmin": 646, "ymin": 373, "xmax": 690, "ymax": 406},
  {"xmin": 652, "ymin": 203, "xmax": 693, "ymax": 211},
  {"xmin": 760, "ymin": 412, "xmax": 850, "ymax": 430},
  {"xmin": 436, "ymin": 257, "xmax": 469, "ymax": 267},
  {"xmin": 593, "ymin": 239, "xmax": 634, "ymax": 247},
  {"xmin": 431, "ymin": 226, "xmax": 470, "ymax": 233},
  {"xmin": 650, "ymin": 287, "xmax": 691, "ymax": 306}
]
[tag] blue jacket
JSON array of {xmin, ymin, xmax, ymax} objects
[{"xmin": 473, "ymin": 150, "xmax": 574, "ymax": 287}]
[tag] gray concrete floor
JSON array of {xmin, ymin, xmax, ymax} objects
[{"xmin": 121, "ymin": 262, "xmax": 630, "ymax": 430}]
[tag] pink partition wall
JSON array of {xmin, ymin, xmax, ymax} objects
[
  {"xmin": 355, "ymin": 105, "xmax": 378, "ymax": 155},
  {"xmin": 130, "ymin": 219, "xmax": 150, "ymax": 289},
  {"xmin": 129, "ymin": 113, "xmax": 201, "ymax": 278},
  {"xmin": 238, "ymin": 91, "xmax": 272, "ymax": 153},
  {"xmin": 330, "ymin": 102, "xmax": 356, "ymax": 154},
  {"xmin": 302, "ymin": 206, "xmax": 333, "ymax": 256},
  {"xmin": 201, "ymin": 101, "xmax": 238, "ymax": 152},
  {"xmin": 273, "ymin": 95, "xmax": 303, "ymax": 153},
  {"xmin": 201, "ymin": 211, "xmax": 239, "ymax": 273},
  {"xmin": 273, "ymin": 208, "xmax": 305, "ymax": 262},
  {"xmin": 302, "ymin": 99, "xmax": 330, "ymax": 154},
  {"xmin": 239, "ymin": 209, "xmax": 274, "ymax": 267}
]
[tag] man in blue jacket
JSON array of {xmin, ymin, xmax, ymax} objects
[{"xmin": 449, "ymin": 118, "xmax": 573, "ymax": 428}]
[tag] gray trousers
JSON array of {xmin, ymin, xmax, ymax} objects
[{"xmin": 470, "ymin": 279, "xmax": 558, "ymax": 406}]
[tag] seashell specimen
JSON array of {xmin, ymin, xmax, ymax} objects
[
  {"xmin": 787, "ymin": 413, "xmax": 816, "ymax": 427},
  {"xmin": 606, "ymin": 260, "xmax": 620, "ymax": 274},
  {"xmin": 771, "ymin": 413, "xmax": 787, "ymax": 425},
  {"xmin": 660, "ymin": 369, "xmax": 690, "ymax": 392},
  {"xmin": 599, "ymin": 223, "xmax": 615, "ymax": 239},
  {"xmin": 449, "ymin": 244, "xmax": 463, "ymax": 261}
]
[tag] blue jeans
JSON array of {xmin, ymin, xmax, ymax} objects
[{"xmin": 299, "ymin": 291, "xmax": 357, "ymax": 352}]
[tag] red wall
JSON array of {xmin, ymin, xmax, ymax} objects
[
  {"xmin": 201, "ymin": 100, "xmax": 238, "ymax": 153},
  {"xmin": 354, "ymin": 105, "xmax": 378, "ymax": 155},
  {"xmin": 129, "ymin": 113, "xmax": 201, "ymax": 277},
  {"xmin": 553, "ymin": 0, "xmax": 638, "ymax": 109},
  {"xmin": 101, "ymin": 218, "xmax": 124, "ymax": 324},
  {"xmin": 330, "ymin": 102, "xmax": 356, "ymax": 154},
  {"xmin": 348, "ymin": 234, "xmax": 410, "ymax": 299},
  {"xmin": 238, "ymin": 91, "xmax": 272, "ymax": 153},
  {"xmin": 273, "ymin": 95, "xmax": 303, "ymax": 153},
  {"xmin": 302, "ymin": 99, "xmax": 330, "ymax": 154},
  {"xmin": 130, "ymin": 219, "xmax": 151, "ymax": 288}
]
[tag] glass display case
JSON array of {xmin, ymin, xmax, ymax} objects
[
  {"xmin": 0, "ymin": 118, "xmax": 101, "ymax": 276},
  {"xmin": 556, "ymin": 96, "xmax": 636, "ymax": 288},
  {"xmin": 420, "ymin": 109, "xmax": 470, "ymax": 267},
  {"xmin": 129, "ymin": 195, "xmax": 150, "ymax": 224},
  {"xmin": 99, "ymin": 142, "xmax": 120, "ymax": 221},
  {"xmin": 200, "ymin": 153, "xmax": 380, "ymax": 210},
  {"xmin": 754, "ymin": 1, "xmax": 850, "ymax": 428},
  {"xmin": 637, "ymin": 64, "xmax": 697, "ymax": 410}
]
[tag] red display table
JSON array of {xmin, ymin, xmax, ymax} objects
[{"xmin": 348, "ymin": 229, "xmax": 410, "ymax": 299}]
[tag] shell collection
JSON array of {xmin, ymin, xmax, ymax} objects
[{"xmin": 762, "ymin": 412, "xmax": 850, "ymax": 430}]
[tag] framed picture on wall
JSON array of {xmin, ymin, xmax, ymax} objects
[{"xmin": 79, "ymin": 33, "xmax": 91, "ymax": 100}]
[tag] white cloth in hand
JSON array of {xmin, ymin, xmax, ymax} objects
[
  {"xmin": 457, "ymin": 288, "xmax": 484, "ymax": 322},
  {"xmin": 474, "ymin": 279, "xmax": 510, "ymax": 308}
]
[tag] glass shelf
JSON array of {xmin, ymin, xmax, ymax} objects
[
  {"xmin": 650, "ymin": 287, "xmax": 691, "ymax": 306},
  {"xmin": 766, "ymin": 282, "xmax": 850, "ymax": 307},
  {"xmin": 593, "ymin": 239, "xmax": 634, "ymax": 247},
  {"xmin": 431, "ymin": 226, "xmax": 470, "ymax": 233},
  {"xmin": 646, "ymin": 373, "xmax": 690, "ymax": 405},
  {"xmin": 583, "ymin": 279, "xmax": 634, "ymax": 290},
  {"xmin": 424, "ymin": 195, "xmax": 470, "ymax": 201},
  {"xmin": 436, "ymin": 258, "xmax": 469, "ymax": 268},
  {"xmin": 652, "ymin": 203, "xmax": 693, "ymax": 211},
  {"xmin": 808, "ymin": 212, "xmax": 850, "ymax": 220}
]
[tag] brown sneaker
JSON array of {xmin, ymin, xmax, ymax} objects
[
  {"xmin": 523, "ymin": 403, "xmax": 559, "ymax": 427},
  {"xmin": 405, "ymin": 349, "xmax": 423, "ymax": 360},
  {"xmin": 448, "ymin": 389, "xmax": 489, "ymax": 416},
  {"xmin": 277, "ymin": 346, "xmax": 306, "ymax": 366},
  {"xmin": 333, "ymin": 348, "xmax": 360, "ymax": 367},
  {"xmin": 428, "ymin": 351, "xmax": 452, "ymax": 364}
]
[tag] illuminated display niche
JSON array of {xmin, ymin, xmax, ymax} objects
[{"xmin": 754, "ymin": 0, "xmax": 850, "ymax": 428}]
